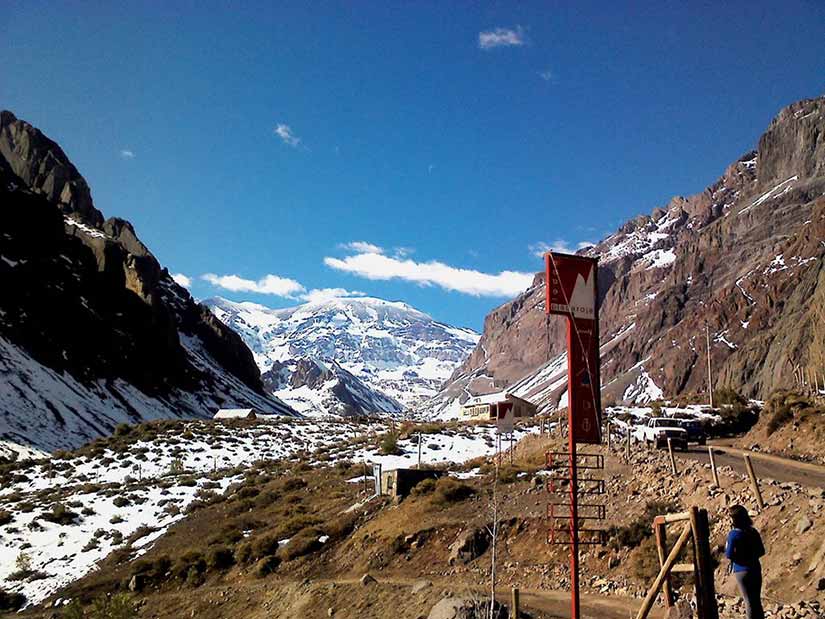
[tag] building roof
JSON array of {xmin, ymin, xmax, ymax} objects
[
  {"xmin": 214, "ymin": 408, "xmax": 257, "ymax": 419},
  {"xmin": 462, "ymin": 392, "xmax": 536, "ymax": 407}
]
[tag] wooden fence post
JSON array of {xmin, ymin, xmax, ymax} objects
[
  {"xmin": 606, "ymin": 422, "xmax": 611, "ymax": 451},
  {"xmin": 626, "ymin": 428, "xmax": 631, "ymax": 462},
  {"xmin": 690, "ymin": 507, "xmax": 719, "ymax": 619},
  {"xmin": 417, "ymin": 432, "xmax": 422, "ymax": 469},
  {"xmin": 635, "ymin": 524, "xmax": 692, "ymax": 619},
  {"xmin": 654, "ymin": 521, "xmax": 674, "ymax": 607},
  {"xmin": 708, "ymin": 446, "xmax": 720, "ymax": 487},
  {"xmin": 666, "ymin": 438, "xmax": 678, "ymax": 475},
  {"xmin": 743, "ymin": 454, "xmax": 764, "ymax": 511},
  {"xmin": 510, "ymin": 587, "xmax": 519, "ymax": 619}
]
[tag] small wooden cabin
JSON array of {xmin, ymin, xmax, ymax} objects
[
  {"xmin": 460, "ymin": 392, "xmax": 536, "ymax": 421},
  {"xmin": 214, "ymin": 408, "xmax": 259, "ymax": 420}
]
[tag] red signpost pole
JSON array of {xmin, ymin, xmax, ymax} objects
[
  {"xmin": 566, "ymin": 318, "xmax": 581, "ymax": 619},
  {"xmin": 546, "ymin": 252, "xmax": 603, "ymax": 619}
]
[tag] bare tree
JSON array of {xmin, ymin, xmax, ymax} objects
[{"xmin": 485, "ymin": 440, "xmax": 502, "ymax": 619}]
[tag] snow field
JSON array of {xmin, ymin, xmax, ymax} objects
[{"xmin": 0, "ymin": 416, "xmax": 537, "ymax": 606}]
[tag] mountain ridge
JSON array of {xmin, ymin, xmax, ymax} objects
[
  {"xmin": 204, "ymin": 294, "xmax": 479, "ymax": 416},
  {"xmin": 0, "ymin": 111, "xmax": 296, "ymax": 456},
  {"xmin": 431, "ymin": 95, "xmax": 825, "ymax": 416}
]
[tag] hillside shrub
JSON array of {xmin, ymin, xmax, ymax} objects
[
  {"xmin": 42, "ymin": 503, "xmax": 79, "ymax": 525},
  {"xmin": 205, "ymin": 546, "xmax": 235, "ymax": 571},
  {"xmin": 764, "ymin": 390, "xmax": 824, "ymax": 435},
  {"xmin": 411, "ymin": 478, "xmax": 438, "ymax": 496},
  {"xmin": 379, "ymin": 432, "xmax": 402, "ymax": 455},
  {"xmin": 171, "ymin": 551, "xmax": 206, "ymax": 584},
  {"xmin": 278, "ymin": 477, "xmax": 307, "ymax": 493},
  {"xmin": 714, "ymin": 387, "xmax": 748, "ymax": 406},
  {"xmin": 324, "ymin": 512, "xmax": 359, "ymax": 541},
  {"xmin": 630, "ymin": 536, "xmax": 692, "ymax": 584},
  {"xmin": 607, "ymin": 500, "xmax": 677, "ymax": 550},
  {"xmin": 430, "ymin": 478, "xmax": 475, "ymax": 508},
  {"xmin": 276, "ymin": 514, "xmax": 322, "ymax": 538},
  {"xmin": 114, "ymin": 423, "xmax": 133, "ymax": 437},
  {"xmin": 234, "ymin": 542, "xmax": 253, "ymax": 564},
  {"xmin": 0, "ymin": 509, "xmax": 12, "ymax": 526},
  {"xmin": 278, "ymin": 527, "xmax": 324, "ymax": 561},
  {"xmin": 0, "ymin": 588, "xmax": 26, "ymax": 612},
  {"xmin": 251, "ymin": 534, "xmax": 282, "ymax": 560},
  {"xmin": 255, "ymin": 555, "xmax": 280, "ymax": 578},
  {"xmin": 714, "ymin": 402, "xmax": 759, "ymax": 436}
]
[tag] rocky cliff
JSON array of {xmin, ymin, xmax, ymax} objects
[
  {"xmin": 431, "ymin": 96, "xmax": 825, "ymax": 415},
  {"xmin": 0, "ymin": 111, "xmax": 295, "ymax": 455}
]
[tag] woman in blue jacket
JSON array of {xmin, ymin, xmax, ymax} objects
[{"xmin": 725, "ymin": 504, "xmax": 765, "ymax": 619}]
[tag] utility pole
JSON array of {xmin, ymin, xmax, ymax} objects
[{"xmin": 705, "ymin": 322, "xmax": 714, "ymax": 408}]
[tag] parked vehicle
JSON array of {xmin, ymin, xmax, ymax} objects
[
  {"xmin": 639, "ymin": 417, "xmax": 688, "ymax": 450},
  {"xmin": 679, "ymin": 419, "xmax": 708, "ymax": 445}
]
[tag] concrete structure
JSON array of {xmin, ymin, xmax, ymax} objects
[
  {"xmin": 380, "ymin": 468, "xmax": 446, "ymax": 498},
  {"xmin": 460, "ymin": 392, "xmax": 537, "ymax": 421},
  {"xmin": 214, "ymin": 408, "xmax": 260, "ymax": 420}
]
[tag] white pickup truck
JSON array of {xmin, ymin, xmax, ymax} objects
[{"xmin": 639, "ymin": 418, "xmax": 688, "ymax": 450}]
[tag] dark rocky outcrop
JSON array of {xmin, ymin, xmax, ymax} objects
[
  {"xmin": 0, "ymin": 111, "xmax": 294, "ymax": 452},
  {"xmin": 0, "ymin": 110, "xmax": 102, "ymax": 226}
]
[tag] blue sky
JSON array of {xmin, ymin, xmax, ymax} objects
[{"xmin": 2, "ymin": 2, "xmax": 823, "ymax": 330}]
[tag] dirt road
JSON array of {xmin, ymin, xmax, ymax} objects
[{"xmin": 676, "ymin": 443, "xmax": 825, "ymax": 489}]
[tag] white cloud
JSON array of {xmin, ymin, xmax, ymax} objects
[
  {"xmin": 529, "ymin": 240, "xmax": 596, "ymax": 258},
  {"xmin": 171, "ymin": 273, "xmax": 192, "ymax": 288},
  {"xmin": 539, "ymin": 69, "xmax": 553, "ymax": 81},
  {"xmin": 300, "ymin": 288, "xmax": 365, "ymax": 304},
  {"xmin": 393, "ymin": 246, "xmax": 414, "ymax": 258},
  {"xmin": 339, "ymin": 241, "xmax": 384, "ymax": 254},
  {"xmin": 202, "ymin": 273, "xmax": 305, "ymax": 298},
  {"xmin": 529, "ymin": 240, "xmax": 572, "ymax": 257},
  {"xmin": 478, "ymin": 26, "xmax": 526, "ymax": 50},
  {"xmin": 324, "ymin": 252, "xmax": 533, "ymax": 298},
  {"xmin": 119, "ymin": 149, "xmax": 135, "ymax": 159},
  {"xmin": 274, "ymin": 124, "xmax": 301, "ymax": 148}
]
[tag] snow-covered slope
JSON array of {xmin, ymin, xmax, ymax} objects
[
  {"xmin": 0, "ymin": 334, "xmax": 296, "ymax": 457},
  {"xmin": 262, "ymin": 357, "xmax": 403, "ymax": 418},
  {"xmin": 204, "ymin": 296, "xmax": 479, "ymax": 413},
  {"xmin": 0, "ymin": 417, "xmax": 535, "ymax": 606}
]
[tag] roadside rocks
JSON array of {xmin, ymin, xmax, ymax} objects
[
  {"xmin": 448, "ymin": 527, "xmax": 491, "ymax": 566},
  {"xmin": 795, "ymin": 515, "xmax": 813, "ymax": 535},
  {"xmin": 427, "ymin": 596, "xmax": 506, "ymax": 619},
  {"xmin": 359, "ymin": 573, "xmax": 377, "ymax": 586}
]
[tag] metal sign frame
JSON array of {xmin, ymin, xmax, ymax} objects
[{"xmin": 544, "ymin": 251, "xmax": 603, "ymax": 619}]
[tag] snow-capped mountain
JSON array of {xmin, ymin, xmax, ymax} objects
[
  {"xmin": 262, "ymin": 357, "xmax": 403, "ymax": 418},
  {"xmin": 204, "ymin": 296, "xmax": 480, "ymax": 414}
]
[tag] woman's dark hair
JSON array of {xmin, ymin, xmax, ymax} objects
[{"xmin": 729, "ymin": 504, "xmax": 752, "ymax": 529}]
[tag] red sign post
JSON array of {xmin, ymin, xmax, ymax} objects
[{"xmin": 545, "ymin": 251, "xmax": 602, "ymax": 619}]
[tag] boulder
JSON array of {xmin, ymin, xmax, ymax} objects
[
  {"xmin": 412, "ymin": 580, "xmax": 433, "ymax": 594},
  {"xmin": 448, "ymin": 527, "xmax": 491, "ymax": 565},
  {"xmin": 360, "ymin": 573, "xmax": 377, "ymax": 586},
  {"xmin": 427, "ymin": 597, "xmax": 506, "ymax": 619},
  {"xmin": 796, "ymin": 515, "xmax": 813, "ymax": 534}
]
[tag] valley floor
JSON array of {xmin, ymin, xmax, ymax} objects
[{"xmin": 2, "ymin": 404, "xmax": 824, "ymax": 619}]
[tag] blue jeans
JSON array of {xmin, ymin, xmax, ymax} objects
[{"xmin": 734, "ymin": 567, "xmax": 764, "ymax": 619}]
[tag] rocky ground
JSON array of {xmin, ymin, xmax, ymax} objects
[{"xmin": 1, "ymin": 405, "xmax": 822, "ymax": 618}]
